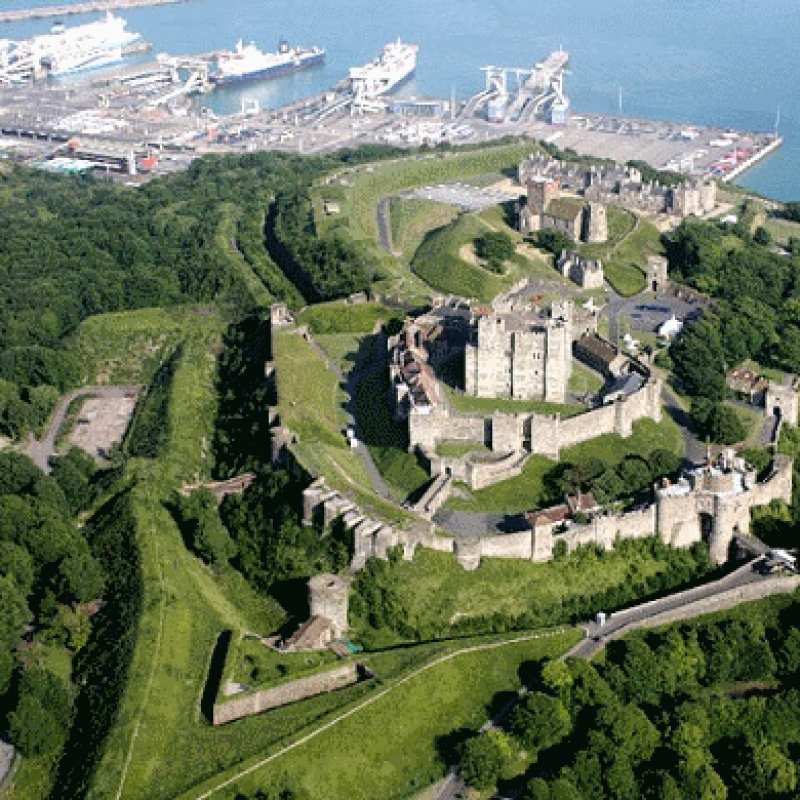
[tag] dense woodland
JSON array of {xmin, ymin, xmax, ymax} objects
[
  {"xmin": 0, "ymin": 448, "xmax": 105, "ymax": 758},
  {"xmin": 446, "ymin": 597, "xmax": 800, "ymax": 800}
]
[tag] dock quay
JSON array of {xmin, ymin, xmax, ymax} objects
[
  {"xmin": 0, "ymin": 50, "xmax": 783, "ymax": 187},
  {"xmin": 0, "ymin": 0, "xmax": 185, "ymax": 24}
]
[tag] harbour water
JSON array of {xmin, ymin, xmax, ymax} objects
[{"xmin": 2, "ymin": 0, "xmax": 799, "ymax": 199}]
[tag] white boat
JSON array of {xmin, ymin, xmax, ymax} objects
[
  {"xmin": 211, "ymin": 39, "xmax": 325, "ymax": 86},
  {"xmin": 34, "ymin": 12, "xmax": 140, "ymax": 76},
  {"xmin": 349, "ymin": 39, "xmax": 418, "ymax": 101}
]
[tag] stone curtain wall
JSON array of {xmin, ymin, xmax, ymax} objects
[
  {"xmin": 212, "ymin": 663, "xmax": 360, "ymax": 725},
  {"xmin": 409, "ymin": 378, "xmax": 662, "ymax": 466}
]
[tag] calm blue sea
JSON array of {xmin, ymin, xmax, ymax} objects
[{"xmin": 3, "ymin": 0, "xmax": 799, "ymax": 199}]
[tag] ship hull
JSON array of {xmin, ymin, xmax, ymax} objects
[{"xmin": 211, "ymin": 51, "xmax": 325, "ymax": 86}]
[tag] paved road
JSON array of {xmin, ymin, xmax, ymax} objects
[
  {"xmin": 21, "ymin": 385, "xmax": 139, "ymax": 473},
  {"xmin": 562, "ymin": 559, "xmax": 772, "ymax": 661},
  {"xmin": 376, "ymin": 197, "xmax": 394, "ymax": 253}
]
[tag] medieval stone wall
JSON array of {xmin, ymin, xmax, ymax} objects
[{"xmin": 212, "ymin": 663, "xmax": 361, "ymax": 725}]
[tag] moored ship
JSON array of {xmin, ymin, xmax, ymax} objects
[
  {"xmin": 35, "ymin": 12, "xmax": 140, "ymax": 76},
  {"xmin": 211, "ymin": 39, "xmax": 325, "ymax": 86},
  {"xmin": 349, "ymin": 38, "xmax": 418, "ymax": 100}
]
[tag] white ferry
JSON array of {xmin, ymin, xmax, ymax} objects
[{"xmin": 349, "ymin": 39, "xmax": 418, "ymax": 100}]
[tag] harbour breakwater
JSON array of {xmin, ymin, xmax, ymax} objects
[{"xmin": 0, "ymin": 0, "xmax": 185, "ymax": 24}]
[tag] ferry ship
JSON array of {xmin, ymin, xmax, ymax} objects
[
  {"xmin": 349, "ymin": 39, "xmax": 418, "ymax": 100},
  {"xmin": 211, "ymin": 39, "xmax": 325, "ymax": 86},
  {"xmin": 35, "ymin": 13, "xmax": 140, "ymax": 76}
]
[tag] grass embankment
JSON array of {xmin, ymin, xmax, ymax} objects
[
  {"xmin": 387, "ymin": 544, "xmax": 692, "ymax": 628},
  {"xmin": 213, "ymin": 203, "xmax": 275, "ymax": 309},
  {"xmin": 67, "ymin": 306, "xmax": 209, "ymax": 385},
  {"xmin": 346, "ymin": 144, "xmax": 535, "ymax": 244},
  {"xmin": 179, "ymin": 629, "xmax": 581, "ymax": 800},
  {"xmin": 321, "ymin": 143, "xmax": 536, "ymax": 301},
  {"xmin": 272, "ymin": 330, "xmax": 420, "ymax": 517},
  {"xmin": 388, "ymin": 197, "xmax": 459, "ymax": 260},
  {"xmin": 411, "ymin": 214, "xmax": 522, "ymax": 302},
  {"xmin": 580, "ymin": 208, "xmax": 662, "ymax": 297},
  {"xmin": 446, "ymin": 415, "xmax": 683, "ymax": 514},
  {"xmin": 80, "ymin": 310, "xmax": 306, "ymax": 800}
]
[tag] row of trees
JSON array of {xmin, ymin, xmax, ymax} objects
[{"xmin": 451, "ymin": 598, "xmax": 800, "ymax": 799}]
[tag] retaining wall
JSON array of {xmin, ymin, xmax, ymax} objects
[
  {"xmin": 608, "ymin": 574, "xmax": 800, "ymax": 639},
  {"xmin": 212, "ymin": 663, "xmax": 361, "ymax": 725}
]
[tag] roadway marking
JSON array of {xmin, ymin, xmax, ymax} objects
[{"xmin": 191, "ymin": 628, "xmax": 568, "ymax": 799}]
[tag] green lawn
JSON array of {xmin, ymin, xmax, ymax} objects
[
  {"xmin": 436, "ymin": 441, "xmax": 490, "ymax": 458},
  {"xmin": 445, "ymin": 385, "xmax": 586, "ymax": 418},
  {"xmin": 345, "ymin": 144, "xmax": 536, "ymax": 244},
  {"xmin": 182, "ymin": 629, "xmax": 581, "ymax": 800},
  {"xmin": 580, "ymin": 213, "xmax": 663, "ymax": 297},
  {"xmin": 297, "ymin": 301, "xmax": 405, "ymax": 335},
  {"xmin": 568, "ymin": 363, "xmax": 605, "ymax": 394},
  {"xmin": 446, "ymin": 414, "xmax": 682, "ymax": 514}
]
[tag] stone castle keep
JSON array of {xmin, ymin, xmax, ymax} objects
[{"xmin": 465, "ymin": 300, "xmax": 573, "ymax": 404}]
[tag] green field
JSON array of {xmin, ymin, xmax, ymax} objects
[
  {"xmin": 446, "ymin": 414, "xmax": 683, "ymax": 513},
  {"xmin": 180, "ymin": 629, "xmax": 581, "ymax": 800},
  {"xmin": 297, "ymin": 300, "xmax": 405, "ymax": 335},
  {"xmin": 344, "ymin": 144, "xmax": 535, "ymax": 244},
  {"xmin": 579, "ymin": 211, "xmax": 663, "ymax": 297},
  {"xmin": 436, "ymin": 441, "xmax": 490, "ymax": 458},
  {"xmin": 444, "ymin": 385, "xmax": 586, "ymax": 418}
]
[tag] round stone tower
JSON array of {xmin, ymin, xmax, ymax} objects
[{"xmin": 308, "ymin": 573, "xmax": 349, "ymax": 639}]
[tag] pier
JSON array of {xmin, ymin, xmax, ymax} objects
[{"xmin": 0, "ymin": 0, "xmax": 185, "ymax": 24}]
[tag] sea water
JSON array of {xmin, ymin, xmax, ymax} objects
[{"xmin": 3, "ymin": 0, "xmax": 799, "ymax": 199}]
